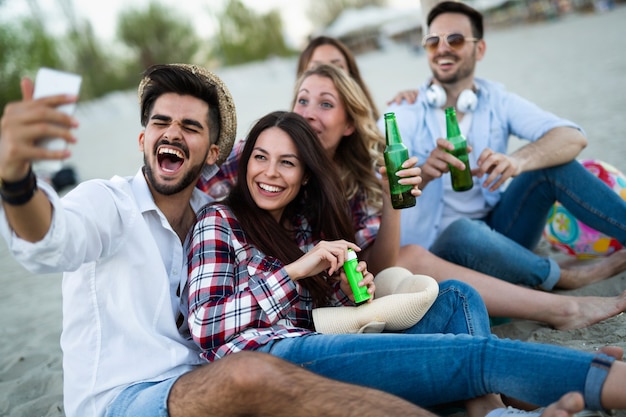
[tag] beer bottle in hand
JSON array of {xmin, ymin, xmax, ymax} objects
[
  {"xmin": 445, "ymin": 107, "xmax": 473, "ymax": 192},
  {"xmin": 383, "ymin": 112, "xmax": 416, "ymax": 209}
]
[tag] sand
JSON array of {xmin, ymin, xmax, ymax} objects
[{"xmin": 1, "ymin": 5, "xmax": 625, "ymax": 416}]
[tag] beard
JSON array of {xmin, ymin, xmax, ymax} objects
[
  {"xmin": 143, "ymin": 154, "xmax": 206, "ymax": 196},
  {"xmin": 431, "ymin": 51, "xmax": 477, "ymax": 85}
]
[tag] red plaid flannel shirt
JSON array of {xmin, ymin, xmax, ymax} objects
[{"xmin": 188, "ymin": 204, "xmax": 352, "ymax": 362}]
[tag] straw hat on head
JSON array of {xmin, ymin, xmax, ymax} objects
[
  {"xmin": 313, "ymin": 267, "xmax": 439, "ymax": 334},
  {"xmin": 137, "ymin": 63, "xmax": 237, "ymax": 167}
]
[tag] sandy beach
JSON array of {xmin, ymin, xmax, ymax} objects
[{"xmin": 1, "ymin": 5, "xmax": 626, "ymax": 416}]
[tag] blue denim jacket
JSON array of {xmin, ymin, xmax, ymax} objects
[{"xmin": 379, "ymin": 77, "xmax": 582, "ymax": 249}]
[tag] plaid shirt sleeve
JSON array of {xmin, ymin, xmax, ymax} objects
[
  {"xmin": 195, "ymin": 140, "xmax": 244, "ymax": 196},
  {"xmin": 187, "ymin": 204, "xmax": 300, "ymax": 352}
]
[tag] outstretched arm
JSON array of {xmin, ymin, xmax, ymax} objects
[{"xmin": 0, "ymin": 78, "xmax": 78, "ymax": 241}]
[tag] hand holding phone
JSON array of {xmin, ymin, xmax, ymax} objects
[{"xmin": 32, "ymin": 67, "xmax": 82, "ymax": 174}]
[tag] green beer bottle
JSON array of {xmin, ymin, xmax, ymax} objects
[
  {"xmin": 383, "ymin": 112, "xmax": 416, "ymax": 209},
  {"xmin": 344, "ymin": 249, "xmax": 371, "ymax": 304},
  {"xmin": 445, "ymin": 107, "xmax": 473, "ymax": 192}
]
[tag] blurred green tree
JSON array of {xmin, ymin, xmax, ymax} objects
[
  {"xmin": 1, "ymin": 0, "xmax": 307, "ymax": 111},
  {"xmin": 0, "ymin": 17, "xmax": 62, "ymax": 111},
  {"xmin": 65, "ymin": 21, "xmax": 133, "ymax": 99},
  {"xmin": 53, "ymin": 0, "xmax": 132, "ymax": 99},
  {"xmin": 215, "ymin": 0, "xmax": 295, "ymax": 66},
  {"xmin": 117, "ymin": 2, "xmax": 206, "ymax": 73}
]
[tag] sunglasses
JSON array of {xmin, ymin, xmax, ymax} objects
[{"xmin": 421, "ymin": 33, "xmax": 480, "ymax": 53}]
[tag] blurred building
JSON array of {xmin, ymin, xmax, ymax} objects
[
  {"xmin": 316, "ymin": 5, "xmax": 423, "ymax": 54},
  {"xmin": 313, "ymin": 0, "xmax": 620, "ymax": 55}
]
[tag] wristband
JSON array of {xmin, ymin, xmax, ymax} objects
[{"xmin": 0, "ymin": 167, "xmax": 38, "ymax": 205}]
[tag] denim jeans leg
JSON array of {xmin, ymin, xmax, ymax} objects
[
  {"xmin": 490, "ymin": 161, "xmax": 626, "ymax": 249},
  {"xmin": 401, "ymin": 279, "xmax": 491, "ymax": 337},
  {"xmin": 262, "ymin": 332, "xmax": 609, "ymax": 409},
  {"xmin": 431, "ymin": 218, "xmax": 558, "ymax": 289}
]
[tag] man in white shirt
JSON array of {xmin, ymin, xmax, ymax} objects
[{"xmin": 0, "ymin": 64, "xmax": 434, "ymax": 417}]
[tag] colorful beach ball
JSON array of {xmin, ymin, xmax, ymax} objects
[{"xmin": 543, "ymin": 159, "xmax": 626, "ymax": 259}]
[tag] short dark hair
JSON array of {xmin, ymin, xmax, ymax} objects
[
  {"xmin": 427, "ymin": 1, "xmax": 484, "ymax": 39},
  {"xmin": 139, "ymin": 64, "xmax": 220, "ymax": 145}
]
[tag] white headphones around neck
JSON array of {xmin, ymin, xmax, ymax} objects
[{"xmin": 426, "ymin": 83, "xmax": 478, "ymax": 113}]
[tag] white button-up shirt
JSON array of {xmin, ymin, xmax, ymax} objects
[{"xmin": 0, "ymin": 170, "xmax": 212, "ymax": 417}]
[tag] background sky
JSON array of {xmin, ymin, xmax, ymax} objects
[{"xmin": 3, "ymin": 0, "xmax": 419, "ymax": 48}]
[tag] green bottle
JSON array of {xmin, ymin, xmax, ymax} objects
[
  {"xmin": 444, "ymin": 107, "xmax": 473, "ymax": 192},
  {"xmin": 344, "ymin": 249, "xmax": 371, "ymax": 304},
  {"xmin": 383, "ymin": 112, "xmax": 416, "ymax": 209}
]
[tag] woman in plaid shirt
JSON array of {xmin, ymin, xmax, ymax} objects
[{"xmin": 187, "ymin": 110, "xmax": 626, "ymax": 416}]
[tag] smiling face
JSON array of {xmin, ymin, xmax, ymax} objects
[
  {"xmin": 427, "ymin": 12, "xmax": 485, "ymax": 87},
  {"xmin": 140, "ymin": 93, "xmax": 219, "ymax": 195},
  {"xmin": 292, "ymin": 74, "xmax": 354, "ymax": 159},
  {"xmin": 246, "ymin": 127, "xmax": 306, "ymax": 222},
  {"xmin": 308, "ymin": 44, "xmax": 349, "ymax": 72}
]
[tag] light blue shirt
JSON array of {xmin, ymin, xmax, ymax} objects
[{"xmin": 379, "ymin": 77, "xmax": 582, "ymax": 249}]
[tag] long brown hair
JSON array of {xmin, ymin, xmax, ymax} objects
[
  {"xmin": 227, "ymin": 111, "xmax": 355, "ymax": 307},
  {"xmin": 297, "ymin": 36, "xmax": 380, "ymax": 120}
]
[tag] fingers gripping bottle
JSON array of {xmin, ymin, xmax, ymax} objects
[
  {"xmin": 344, "ymin": 249, "xmax": 371, "ymax": 304},
  {"xmin": 444, "ymin": 107, "xmax": 474, "ymax": 192},
  {"xmin": 383, "ymin": 112, "xmax": 417, "ymax": 209}
]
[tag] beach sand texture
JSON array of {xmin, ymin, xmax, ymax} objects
[{"xmin": 1, "ymin": 6, "xmax": 625, "ymax": 416}]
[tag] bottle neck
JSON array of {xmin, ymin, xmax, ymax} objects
[
  {"xmin": 445, "ymin": 108, "xmax": 461, "ymax": 138},
  {"xmin": 384, "ymin": 115, "xmax": 402, "ymax": 146}
]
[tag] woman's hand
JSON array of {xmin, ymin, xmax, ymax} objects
[
  {"xmin": 338, "ymin": 261, "xmax": 376, "ymax": 303},
  {"xmin": 284, "ymin": 240, "xmax": 361, "ymax": 281},
  {"xmin": 379, "ymin": 155, "xmax": 422, "ymax": 198}
]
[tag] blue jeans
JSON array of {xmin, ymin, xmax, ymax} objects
[
  {"xmin": 430, "ymin": 161, "xmax": 626, "ymax": 289},
  {"xmin": 405, "ymin": 280, "xmax": 491, "ymax": 337},
  {"xmin": 261, "ymin": 334, "xmax": 613, "ymax": 410},
  {"xmin": 105, "ymin": 377, "xmax": 178, "ymax": 417},
  {"xmin": 257, "ymin": 279, "xmax": 615, "ymax": 410}
]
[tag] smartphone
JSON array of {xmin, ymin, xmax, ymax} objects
[{"xmin": 32, "ymin": 67, "xmax": 82, "ymax": 174}]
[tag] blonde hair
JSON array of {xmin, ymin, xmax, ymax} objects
[{"xmin": 292, "ymin": 64, "xmax": 384, "ymax": 213}]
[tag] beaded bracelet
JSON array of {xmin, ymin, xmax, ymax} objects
[{"xmin": 0, "ymin": 167, "xmax": 38, "ymax": 206}]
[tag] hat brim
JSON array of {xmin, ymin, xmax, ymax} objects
[{"xmin": 312, "ymin": 267, "xmax": 439, "ymax": 334}]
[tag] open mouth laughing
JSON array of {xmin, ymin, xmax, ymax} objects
[{"xmin": 157, "ymin": 146, "xmax": 185, "ymax": 174}]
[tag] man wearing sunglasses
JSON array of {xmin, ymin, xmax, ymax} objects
[{"xmin": 381, "ymin": 1, "xmax": 626, "ymax": 293}]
